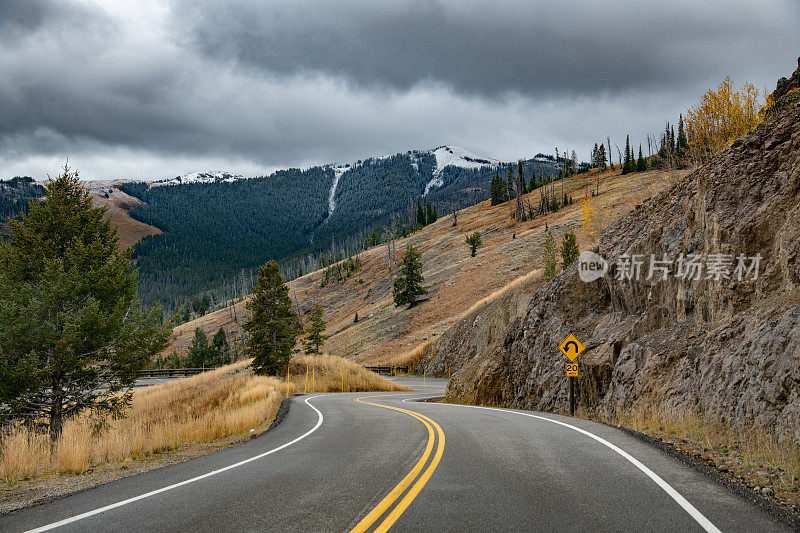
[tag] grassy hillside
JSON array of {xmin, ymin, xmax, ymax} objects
[
  {"xmin": 89, "ymin": 185, "xmax": 161, "ymax": 250},
  {"xmin": 166, "ymin": 166, "xmax": 678, "ymax": 364}
]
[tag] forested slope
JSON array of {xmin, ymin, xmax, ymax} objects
[{"xmin": 120, "ymin": 148, "xmax": 560, "ymax": 311}]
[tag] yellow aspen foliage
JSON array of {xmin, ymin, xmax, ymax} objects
[
  {"xmin": 684, "ymin": 76, "xmax": 766, "ymax": 164},
  {"xmin": 579, "ymin": 196, "xmax": 609, "ymax": 245}
]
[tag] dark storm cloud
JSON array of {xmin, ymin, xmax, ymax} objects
[
  {"xmin": 178, "ymin": 0, "xmax": 799, "ymax": 98},
  {"xmin": 0, "ymin": 0, "xmax": 798, "ymax": 180}
]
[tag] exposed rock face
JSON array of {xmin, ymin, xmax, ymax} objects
[{"xmin": 440, "ymin": 63, "xmax": 800, "ymax": 441}]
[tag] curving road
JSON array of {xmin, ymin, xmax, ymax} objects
[{"xmin": 0, "ymin": 377, "xmax": 791, "ymax": 532}]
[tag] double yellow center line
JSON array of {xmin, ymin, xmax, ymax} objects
[{"xmin": 350, "ymin": 394, "xmax": 445, "ymax": 533}]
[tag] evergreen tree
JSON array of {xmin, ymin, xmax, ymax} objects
[
  {"xmin": 187, "ymin": 328, "xmax": 213, "ymax": 367},
  {"xmin": 560, "ymin": 232, "xmax": 579, "ymax": 267},
  {"xmin": 425, "ymin": 200, "xmax": 435, "ymax": 225},
  {"xmin": 507, "ymin": 165, "xmax": 515, "ymax": 205},
  {"xmin": 490, "ymin": 173, "xmax": 508, "ymax": 205},
  {"xmin": 528, "ymin": 170, "xmax": 537, "ymax": 192},
  {"xmin": 416, "ymin": 198, "xmax": 425, "ymax": 226},
  {"xmin": 365, "ymin": 228, "xmax": 380, "ymax": 248},
  {"xmin": 354, "ymin": 312, "xmax": 359, "ymax": 323},
  {"xmin": 303, "ymin": 303, "xmax": 328, "ymax": 355},
  {"xmin": 517, "ymin": 162, "xmax": 526, "ymax": 196},
  {"xmin": 676, "ymin": 114, "xmax": 689, "ymax": 161},
  {"xmin": 0, "ymin": 166, "xmax": 170, "ymax": 443},
  {"xmin": 244, "ymin": 261, "xmax": 299, "ymax": 375},
  {"xmin": 465, "ymin": 231, "xmax": 482, "ymax": 257},
  {"xmin": 392, "ymin": 244, "xmax": 427, "ymax": 307},
  {"xmin": 636, "ymin": 145, "xmax": 647, "ymax": 172},
  {"xmin": 622, "ymin": 135, "xmax": 632, "ymax": 174},
  {"xmin": 542, "ymin": 230, "xmax": 558, "ymax": 281},
  {"xmin": 212, "ymin": 327, "xmax": 231, "ymax": 365},
  {"xmin": 598, "ymin": 144, "xmax": 607, "ymax": 170},
  {"xmin": 670, "ymin": 125, "xmax": 676, "ymax": 152}
]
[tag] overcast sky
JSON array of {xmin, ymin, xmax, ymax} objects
[{"xmin": 1, "ymin": 0, "xmax": 798, "ymax": 180}]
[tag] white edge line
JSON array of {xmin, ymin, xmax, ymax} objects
[
  {"xmin": 435, "ymin": 403, "xmax": 721, "ymax": 533},
  {"xmin": 26, "ymin": 395, "xmax": 325, "ymax": 533}
]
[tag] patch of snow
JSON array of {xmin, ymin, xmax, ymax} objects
[
  {"xmin": 424, "ymin": 146, "xmax": 499, "ymax": 196},
  {"xmin": 154, "ymin": 171, "xmax": 245, "ymax": 186},
  {"xmin": 327, "ymin": 165, "xmax": 348, "ymax": 216}
]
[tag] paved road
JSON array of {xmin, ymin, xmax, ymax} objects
[{"xmin": 0, "ymin": 377, "xmax": 791, "ymax": 532}]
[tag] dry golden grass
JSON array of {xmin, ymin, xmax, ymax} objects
[
  {"xmin": 602, "ymin": 406, "xmax": 800, "ymax": 509},
  {"xmin": 460, "ymin": 267, "xmax": 542, "ymax": 318},
  {"xmin": 0, "ymin": 361, "xmax": 289, "ymax": 484},
  {"xmin": 390, "ymin": 341, "xmax": 434, "ymax": 371},
  {"xmin": 288, "ymin": 354, "xmax": 409, "ymax": 393}
]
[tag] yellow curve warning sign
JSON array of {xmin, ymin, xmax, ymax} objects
[{"xmin": 559, "ymin": 333, "xmax": 585, "ymax": 362}]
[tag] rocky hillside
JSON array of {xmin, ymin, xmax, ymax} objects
[{"xmin": 433, "ymin": 61, "xmax": 800, "ymax": 441}]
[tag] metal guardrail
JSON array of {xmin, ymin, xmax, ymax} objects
[
  {"xmin": 138, "ymin": 368, "xmax": 212, "ymax": 378},
  {"xmin": 363, "ymin": 365, "xmax": 409, "ymax": 375},
  {"xmin": 141, "ymin": 365, "xmax": 410, "ymax": 379}
]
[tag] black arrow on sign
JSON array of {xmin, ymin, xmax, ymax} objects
[{"xmin": 564, "ymin": 340, "xmax": 579, "ymax": 354}]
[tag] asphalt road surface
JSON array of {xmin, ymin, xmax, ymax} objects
[{"xmin": 1, "ymin": 377, "xmax": 791, "ymax": 532}]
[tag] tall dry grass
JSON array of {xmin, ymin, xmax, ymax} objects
[
  {"xmin": 0, "ymin": 362, "xmax": 289, "ymax": 484},
  {"xmin": 390, "ymin": 342, "xmax": 434, "ymax": 372},
  {"xmin": 460, "ymin": 267, "xmax": 541, "ymax": 318},
  {"xmin": 289, "ymin": 354, "xmax": 409, "ymax": 393},
  {"xmin": 603, "ymin": 405, "xmax": 800, "ymax": 507}
]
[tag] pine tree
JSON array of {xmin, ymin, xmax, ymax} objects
[
  {"xmin": 187, "ymin": 328, "xmax": 209, "ymax": 367},
  {"xmin": 212, "ymin": 327, "xmax": 231, "ymax": 365},
  {"xmin": 465, "ymin": 231, "xmax": 482, "ymax": 257},
  {"xmin": 622, "ymin": 135, "xmax": 632, "ymax": 174},
  {"xmin": 528, "ymin": 170, "xmax": 537, "ymax": 192},
  {"xmin": 244, "ymin": 261, "xmax": 299, "ymax": 375},
  {"xmin": 354, "ymin": 312, "xmax": 359, "ymax": 323},
  {"xmin": 303, "ymin": 303, "xmax": 328, "ymax": 355},
  {"xmin": 416, "ymin": 198, "xmax": 425, "ymax": 226},
  {"xmin": 490, "ymin": 173, "xmax": 508, "ymax": 205},
  {"xmin": 636, "ymin": 145, "xmax": 647, "ymax": 172},
  {"xmin": 517, "ymin": 162, "xmax": 526, "ymax": 197},
  {"xmin": 670, "ymin": 125, "xmax": 676, "ymax": 152},
  {"xmin": 560, "ymin": 232, "xmax": 579, "ymax": 267},
  {"xmin": 676, "ymin": 114, "xmax": 689, "ymax": 162},
  {"xmin": 598, "ymin": 143, "xmax": 607, "ymax": 170},
  {"xmin": 0, "ymin": 165, "xmax": 171, "ymax": 443},
  {"xmin": 392, "ymin": 244, "xmax": 427, "ymax": 307},
  {"xmin": 542, "ymin": 230, "xmax": 558, "ymax": 281}
]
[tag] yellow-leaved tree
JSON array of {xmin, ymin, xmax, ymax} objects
[
  {"xmin": 684, "ymin": 76, "xmax": 767, "ymax": 165},
  {"xmin": 579, "ymin": 196, "xmax": 609, "ymax": 245}
]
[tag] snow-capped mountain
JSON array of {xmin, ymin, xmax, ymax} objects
[
  {"xmin": 424, "ymin": 145, "xmax": 499, "ymax": 195},
  {"xmin": 155, "ymin": 171, "xmax": 245, "ymax": 186},
  {"xmin": 430, "ymin": 145, "xmax": 500, "ymax": 173}
]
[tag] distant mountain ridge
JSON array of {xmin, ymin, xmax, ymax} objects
[
  {"xmin": 153, "ymin": 171, "xmax": 245, "ymax": 186},
  {"xmin": 118, "ymin": 145, "xmax": 560, "ymax": 311}
]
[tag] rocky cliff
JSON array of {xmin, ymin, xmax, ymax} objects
[{"xmin": 434, "ymin": 61, "xmax": 800, "ymax": 441}]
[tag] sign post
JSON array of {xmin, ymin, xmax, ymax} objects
[{"xmin": 558, "ymin": 334, "xmax": 585, "ymax": 416}]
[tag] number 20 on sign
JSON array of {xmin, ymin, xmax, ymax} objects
[{"xmin": 565, "ymin": 363, "xmax": 579, "ymax": 377}]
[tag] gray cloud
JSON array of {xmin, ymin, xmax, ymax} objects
[
  {"xmin": 0, "ymin": 0, "xmax": 798, "ymax": 180},
  {"xmin": 180, "ymin": 0, "xmax": 799, "ymax": 98}
]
